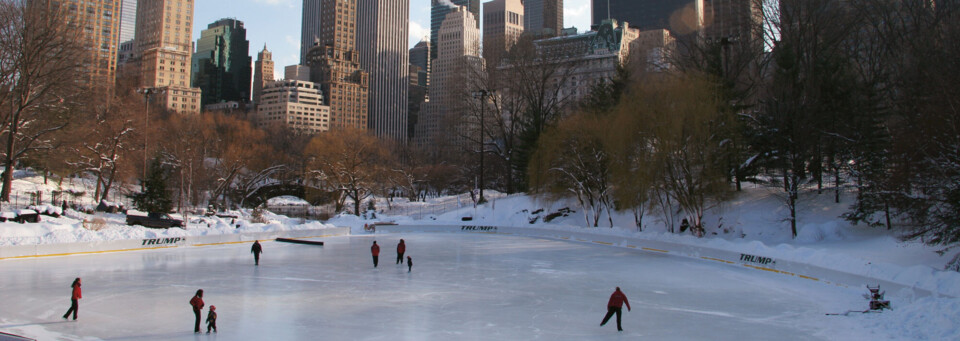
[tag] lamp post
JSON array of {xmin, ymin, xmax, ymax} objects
[
  {"xmin": 136, "ymin": 87, "xmax": 165, "ymax": 182},
  {"xmin": 471, "ymin": 89, "xmax": 494, "ymax": 204}
]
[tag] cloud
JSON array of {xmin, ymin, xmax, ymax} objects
[
  {"xmin": 409, "ymin": 20, "xmax": 430, "ymax": 44},
  {"xmin": 285, "ymin": 35, "xmax": 299, "ymax": 48},
  {"xmin": 564, "ymin": 0, "xmax": 591, "ymax": 32}
]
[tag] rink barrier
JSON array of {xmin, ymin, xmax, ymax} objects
[
  {"xmin": 374, "ymin": 224, "xmax": 950, "ymax": 299},
  {"xmin": 0, "ymin": 227, "xmax": 350, "ymax": 260}
]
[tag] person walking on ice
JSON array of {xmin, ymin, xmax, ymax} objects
[
  {"xmin": 62, "ymin": 277, "xmax": 82, "ymax": 320},
  {"xmin": 206, "ymin": 305, "xmax": 217, "ymax": 333},
  {"xmin": 371, "ymin": 241, "xmax": 380, "ymax": 268},
  {"xmin": 251, "ymin": 240, "xmax": 263, "ymax": 266},
  {"xmin": 190, "ymin": 289, "xmax": 204, "ymax": 333},
  {"xmin": 396, "ymin": 239, "xmax": 406, "ymax": 264},
  {"xmin": 601, "ymin": 287, "xmax": 631, "ymax": 332},
  {"xmin": 407, "ymin": 256, "xmax": 413, "ymax": 272}
]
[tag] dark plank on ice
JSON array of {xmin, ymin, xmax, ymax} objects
[{"xmin": 275, "ymin": 238, "xmax": 324, "ymax": 246}]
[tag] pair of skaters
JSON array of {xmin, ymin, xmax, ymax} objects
[{"xmin": 370, "ymin": 239, "xmax": 412, "ymax": 272}]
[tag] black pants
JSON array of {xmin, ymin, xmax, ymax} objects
[
  {"xmin": 396, "ymin": 252, "xmax": 404, "ymax": 264},
  {"xmin": 373, "ymin": 255, "xmax": 379, "ymax": 267},
  {"xmin": 193, "ymin": 308, "xmax": 202, "ymax": 332},
  {"xmin": 601, "ymin": 307, "xmax": 623, "ymax": 331},
  {"xmin": 63, "ymin": 299, "xmax": 78, "ymax": 320},
  {"xmin": 207, "ymin": 320, "xmax": 217, "ymax": 333},
  {"xmin": 254, "ymin": 252, "xmax": 260, "ymax": 265}
]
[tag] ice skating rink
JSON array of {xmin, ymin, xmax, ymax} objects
[{"xmin": 0, "ymin": 232, "xmax": 873, "ymax": 340}]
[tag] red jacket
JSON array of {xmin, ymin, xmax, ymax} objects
[
  {"xmin": 607, "ymin": 290, "xmax": 630, "ymax": 310},
  {"xmin": 190, "ymin": 296, "xmax": 204, "ymax": 311},
  {"xmin": 71, "ymin": 284, "xmax": 82, "ymax": 300},
  {"xmin": 397, "ymin": 241, "xmax": 405, "ymax": 254},
  {"xmin": 371, "ymin": 244, "xmax": 380, "ymax": 256}
]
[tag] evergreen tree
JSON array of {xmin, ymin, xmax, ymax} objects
[{"xmin": 130, "ymin": 158, "xmax": 173, "ymax": 213}]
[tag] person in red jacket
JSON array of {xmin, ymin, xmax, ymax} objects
[
  {"xmin": 371, "ymin": 241, "xmax": 380, "ymax": 267},
  {"xmin": 62, "ymin": 277, "xmax": 81, "ymax": 320},
  {"xmin": 190, "ymin": 289, "xmax": 204, "ymax": 333},
  {"xmin": 600, "ymin": 287, "xmax": 631, "ymax": 332},
  {"xmin": 396, "ymin": 239, "xmax": 406, "ymax": 264}
]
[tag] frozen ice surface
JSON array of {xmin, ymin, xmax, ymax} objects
[{"xmin": 0, "ymin": 233, "xmax": 874, "ymax": 340}]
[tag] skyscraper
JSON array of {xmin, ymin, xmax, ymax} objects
[
  {"xmin": 410, "ymin": 40, "xmax": 430, "ymax": 72},
  {"xmin": 524, "ymin": 0, "xmax": 562, "ymax": 37},
  {"xmin": 702, "ymin": 0, "xmax": 761, "ymax": 41},
  {"xmin": 133, "ymin": 0, "xmax": 201, "ymax": 113},
  {"xmin": 253, "ymin": 45, "xmax": 274, "ymax": 105},
  {"xmin": 300, "ymin": 0, "xmax": 322, "ymax": 65},
  {"xmin": 591, "ymin": 0, "xmax": 702, "ymax": 34},
  {"xmin": 357, "ymin": 0, "xmax": 410, "ymax": 142},
  {"xmin": 305, "ymin": 0, "xmax": 369, "ymax": 131},
  {"xmin": 45, "ymin": 0, "xmax": 122, "ymax": 93},
  {"xmin": 483, "ymin": 0, "xmax": 524, "ymax": 64},
  {"xmin": 192, "ymin": 18, "xmax": 252, "ymax": 106},
  {"xmin": 430, "ymin": 0, "xmax": 479, "ymax": 61},
  {"xmin": 118, "ymin": 0, "xmax": 137, "ymax": 43},
  {"xmin": 416, "ymin": 6, "xmax": 480, "ymax": 153}
]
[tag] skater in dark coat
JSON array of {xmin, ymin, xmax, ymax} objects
[
  {"xmin": 396, "ymin": 239, "xmax": 406, "ymax": 264},
  {"xmin": 371, "ymin": 241, "xmax": 380, "ymax": 267},
  {"xmin": 206, "ymin": 305, "xmax": 217, "ymax": 333},
  {"xmin": 600, "ymin": 287, "xmax": 631, "ymax": 331},
  {"xmin": 190, "ymin": 289, "xmax": 204, "ymax": 333},
  {"xmin": 62, "ymin": 277, "xmax": 82, "ymax": 320},
  {"xmin": 407, "ymin": 256, "xmax": 413, "ymax": 272},
  {"xmin": 251, "ymin": 240, "xmax": 263, "ymax": 265}
]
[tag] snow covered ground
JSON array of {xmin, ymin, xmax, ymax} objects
[{"xmin": 0, "ymin": 175, "xmax": 958, "ymax": 340}]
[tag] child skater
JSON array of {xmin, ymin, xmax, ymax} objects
[
  {"xmin": 206, "ymin": 305, "xmax": 217, "ymax": 333},
  {"xmin": 407, "ymin": 256, "xmax": 413, "ymax": 272}
]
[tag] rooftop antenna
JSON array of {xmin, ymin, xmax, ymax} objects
[{"xmin": 607, "ymin": 0, "xmax": 611, "ymax": 21}]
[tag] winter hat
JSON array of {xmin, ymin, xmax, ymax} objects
[{"xmin": 210, "ymin": 305, "xmax": 216, "ymax": 311}]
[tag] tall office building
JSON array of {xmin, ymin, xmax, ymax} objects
[
  {"xmin": 410, "ymin": 39, "xmax": 430, "ymax": 72},
  {"xmin": 118, "ymin": 0, "xmax": 137, "ymax": 43},
  {"xmin": 253, "ymin": 45, "xmax": 274, "ymax": 105},
  {"xmin": 300, "ymin": 0, "xmax": 322, "ymax": 65},
  {"xmin": 192, "ymin": 18, "xmax": 252, "ymax": 106},
  {"xmin": 483, "ymin": 0, "xmax": 524, "ymax": 64},
  {"xmin": 592, "ymin": 0, "xmax": 702, "ymax": 34},
  {"xmin": 133, "ymin": 0, "xmax": 201, "ymax": 114},
  {"xmin": 256, "ymin": 80, "xmax": 331, "ymax": 134},
  {"xmin": 524, "ymin": 0, "xmax": 562, "ymax": 37},
  {"xmin": 357, "ymin": 0, "xmax": 409, "ymax": 141},
  {"xmin": 305, "ymin": 0, "xmax": 370, "ymax": 131},
  {"xmin": 285, "ymin": 65, "xmax": 311, "ymax": 82},
  {"xmin": 416, "ymin": 6, "xmax": 480, "ymax": 153},
  {"xmin": 44, "ymin": 0, "xmax": 122, "ymax": 93},
  {"xmin": 430, "ymin": 0, "xmax": 479, "ymax": 61},
  {"xmin": 702, "ymin": 0, "xmax": 761, "ymax": 41}
]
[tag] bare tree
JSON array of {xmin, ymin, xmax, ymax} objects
[
  {"xmin": 0, "ymin": 0, "xmax": 86, "ymax": 201},
  {"xmin": 305, "ymin": 128, "xmax": 393, "ymax": 215}
]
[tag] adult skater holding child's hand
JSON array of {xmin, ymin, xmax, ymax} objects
[{"xmin": 600, "ymin": 287, "xmax": 631, "ymax": 332}]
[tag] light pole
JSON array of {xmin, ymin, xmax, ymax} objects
[
  {"xmin": 471, "ymin": 89, "xmax": 494, "ymax": 204},
  {"xmin": 136, "ymin": 87, "xmax": 165, "ymax": 182}
]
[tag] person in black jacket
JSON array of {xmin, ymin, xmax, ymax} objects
[
  {"xmin": 206, "ymin": 305, "xmax": 217, "ymax": 333},
  {"xmin": 251, "ymin": 240, "xmax": 263, "ymax": 266},
  {"xmin": 407, "ymin": 256, "xmax": 413, "ymax": 272}
]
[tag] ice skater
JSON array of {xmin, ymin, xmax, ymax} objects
[
  {"xmin": 407, "ymin": 256, "xmax": 412, "ymax": 272},
  {"xmin": 600, "ymin": 287, "xmax": 631, "ymax": 332},
  {"xmin": 251, "ymin": 240, "xmax": 263, "ymax": 265},
  {"xmin": 206, "ymin": 305, "xmax": 217, "ymax": 333},
  {"xmin": 396, "ymin": 239, "xmax": 406, "ymax": 264},
  {"xmin": 190, "ymin": 289, "xmax": 204, "ymax": 333},
  {"xmin": 61, "ymin": 277, "xmax": 82, "ymax": 320},
  {"xmin": 371, "ymin": 241, "xmax": 380, "ymax": 267}
]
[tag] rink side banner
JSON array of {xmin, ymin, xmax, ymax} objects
[{"xmin": 142, "ymin": 237, "xmax": 186, "ymax": 246}]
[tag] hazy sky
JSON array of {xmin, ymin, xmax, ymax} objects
[{"xmin": 192, "ymin": 0, "xmax": 592, "ymax": 79}]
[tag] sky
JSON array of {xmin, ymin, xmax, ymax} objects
[{"xmin": 192, "ymin": 0, "xmax": 593, "ymax": 79}]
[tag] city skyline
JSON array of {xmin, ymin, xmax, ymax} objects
[{"xmin": 192, "ymin": 0, "xmax": 592, "ymax": 80}]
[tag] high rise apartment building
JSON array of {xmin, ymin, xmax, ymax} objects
[
  {"xmin": 192, "ymin": 18, "xmax": 252, "ymax": 106},
  {"xmin": 430, "ymin": 0, "xmax": 479, "ymax": 61},
  {"xmin": 304, "ymin": 0, "xmax": 370, "ymax": 131},
  {"xmin": 357, "ymin": 0, "xmax": 410, "ymax": 141},
  {"xmin": 118, "ymin": 0, "xmax": 137, "ymax": 43},
  {"xmin": 523, "ymin": 0, "xmax": 562, "ymax": 37},
  {"xmin": 300, "ymin": 0, "xmax": 321, "ymax": 64},
  {"xmin": 133, "ymin": 0, "xmax": 201, "ymax": 114},
  {"xmin": 256, "ymin": 80, "xmax": 331, "ymax": 134},
  {"xmin": 48, "ymin": 0, "xmax": 121, "ymax": 94},
  {"xmin": 253, "ymin": 45, "xmax": 274, "ymax": 104},
  {"xmin": 416, "ymin": 6, "xmax": 480, "ymax": 153},
  {"xmin": 483, "ymin": 0, "xmax": 524, "ymax": 64},
  {"xmin": 285, "ymin": 65, "xmax": 311, "ymax": 82}
]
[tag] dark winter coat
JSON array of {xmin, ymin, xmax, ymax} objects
[
  {"xmin": 371, "ymin": 244, "xmax": 380, "ymax": 256},
  {"xmin": 607, "ymin": 289, "xmax": 630, "ymax": 310},
  {"xmin": 71, "ymin": 283, "xmax": 82, "ymax": 300},
  {"xmin": 397, "ymin": 241, "xmax": 405, "ymax": 254},
  {"xmin": 190, "ymin": 295, "xmax": 204, "ymax": 311},
  {"xmin": 206, "ymin": 311, "xmax": 217, "ymax": 323},
  {"xmin": 252, "ymin": 242, "xmax": 262, "ymax": 254}
]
